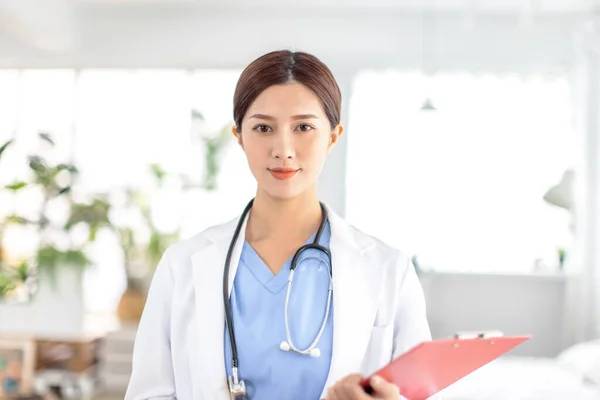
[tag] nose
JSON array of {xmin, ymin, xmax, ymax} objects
[{"xmin": 271, "ymin": 130, "xmax": 295, "ymax": 159}]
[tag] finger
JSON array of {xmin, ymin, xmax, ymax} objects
[
  {"xmin": 348, "ymin": 384, "xmax": 374, "ymax": 400},
  {"xmin": 326, "ymin": 388, "xmax": 340, "ymax": 400},
  {"xmin": 340, "ymin": 373, "xmax": 364, "ymax": 385},
  {"xmin": 369, "ymin": 375, "xmax": 400, "ymax": 399},
  {"xmin": 328, "ymin": 374, "xmax": 371, "ymax": 400},
  {"xmin": 327, "ymin": 382, "xmax": 355, "ymax": 400},
  {"xmin": 335, "ymin": 384, "xmax": 368, "ymax": 400}
]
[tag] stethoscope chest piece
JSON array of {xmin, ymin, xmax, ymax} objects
[{"xmin": 228, "ymin": 375, "xmax": 247, "ymax": 400}]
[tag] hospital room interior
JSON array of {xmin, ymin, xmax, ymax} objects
[{"xmin": 1, "ymin": 0, "xmax": 600, "ymax": 399}]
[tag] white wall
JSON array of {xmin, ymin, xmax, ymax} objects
[
  {"xmin": 317, "ymin": 68, "xmax": 355, "ymax": 216},
  {"xmin": 421, "ymin": 272, "xmax": 567, "ymax": 357}
]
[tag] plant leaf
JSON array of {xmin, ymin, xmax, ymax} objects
[
  {"xmin": 63, "ymin": 249, "xmax": 92, "ymax": 267},
  {"xmin": 0, "ymin": 140, "xmax": 13, "ymax": 160},
  {"xmin": 39, "ymin": 132, "xmax": 55, "ymax": 145},
  {"xmin": 15, "ymin": 261, "xmax": 30, "ymax": 281},
  {"xmin": 150, "ymin": 163, "xmax": 166, "ymax": 182},
  {"xmin": 65, "ymin": 199, "xmax": 111, "ymax": 231},
  {"xmin": 5, "ymin": 181, "xmax": 27, "ymax": 191},
  {"xmin": 56, "ymin": 163, "xmax": 79, "ymax": 174},
  {"xmin": 35, "ymin": 246, "xmax": 92, "ymax": 290},
  {"xmin": 36, "ymin": 245, "xmax": 61, "ymax": 288},
  {"xmin": 36, "ymin": 245, "xmax": 61, "ymax": 269},
  {"xmin": 28, "ymin": 155, "xmax": 47, "ymax": 175},
  {"xmin": 0, "ymin": 273, "xmax": 17, "ymax": 296},
  {"xmin": 58, "ymin": 186, "xmax": 72, "ymax": 195},
  {"xmin": 89, "ymin": 224, "xmax": 99, "ymax": 242},
  {"xmin": 147, "ymin": 231, "xmax": 179, "ymax": 268},
  {"xmin": 5, "ymin": 215, "xmax": 30, "ymax": 225},
  {"xmin": 191, "ymin": 109, "xmax": 204, "ymax": 121}
]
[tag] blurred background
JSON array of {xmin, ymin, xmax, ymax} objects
[{"xmin": 1, "ymin": 0, "xmax": 600, "ymax": 399}]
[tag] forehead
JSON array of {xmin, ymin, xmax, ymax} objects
[{"xmin": 246, "ymin": 83, "xmax": 326, "ymax": 119}]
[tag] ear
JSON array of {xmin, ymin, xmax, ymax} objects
[
  {"xmin": 232, "ymin": 125, "xmax": 244, "ymax": 149},
  {"xmin": 327, "ymin": 124, "xmax": 344, "ymax": 153}
]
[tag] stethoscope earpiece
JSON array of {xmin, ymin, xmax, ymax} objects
[
  {"xmin": 279, "ymin": 341, "xmax": 322, "ymax": 358},
  {"xmin": 279, "ymin": 341, "xmax": 291, "ymax": 352}
]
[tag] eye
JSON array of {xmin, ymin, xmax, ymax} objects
[
  {"xmin": 296, "ymin": 124, "xmax": 314, "ymax": 132},
  {"xmin": 253, "ymin": 124, "xmax": 272, "ymax": 133}
]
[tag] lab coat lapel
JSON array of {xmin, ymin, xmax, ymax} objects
[
  {"xmin": 190, "ymin": 213, "xmax": 249, "ymax": 400},
  {"xmin": 321, "ymin": 207, "xmax": 383, "ymax": 398}
]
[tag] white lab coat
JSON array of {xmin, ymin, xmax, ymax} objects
[{"xmin": 125, "ymin": 204, "xmax": 431, "ymax": 400}]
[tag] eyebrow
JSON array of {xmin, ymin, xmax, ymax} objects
[{"xmin": 248, "ymin": 114, "xmax": 319, "ymax": 121}]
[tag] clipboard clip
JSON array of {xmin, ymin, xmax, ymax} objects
[{"xmin": 452, "ymin": 330, "xmax": 504, "ymax": 340}]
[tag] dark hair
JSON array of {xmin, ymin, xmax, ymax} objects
[{"xmin": 233, "ymin": 50, "xmax": 342, "ymax": 131}]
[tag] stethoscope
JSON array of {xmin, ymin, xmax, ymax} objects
[{"xmin": 223, "ymin": 198, "xmax": 333, "ymax": 400}]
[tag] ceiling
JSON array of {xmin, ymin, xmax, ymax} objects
[
  {"xmin": 0, "ymin": 0, "xmax": 597, "ymax": 71},
  {"xmin": 77, "ymin": 0, "xmax": 600, "ymax": 13}
]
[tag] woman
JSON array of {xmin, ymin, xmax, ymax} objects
[{"xmin": 125, "ymin": 50, "xmax": 431, "ymax": 400}]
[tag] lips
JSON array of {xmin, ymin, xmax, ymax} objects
[{"xmin": 269, "ymin": 168, "xmax": 299, "ymax": 180}]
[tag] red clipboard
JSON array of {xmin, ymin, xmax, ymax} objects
[{"xmin": 360, "ymin": 335, "xmax": 531, "ymax": 400}]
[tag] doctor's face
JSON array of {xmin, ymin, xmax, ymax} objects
[{"xmin": 233, "ymin": 83, "xmax": 343, "ymax": 201}]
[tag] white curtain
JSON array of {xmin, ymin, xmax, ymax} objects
[{"xmin": 563, "ymin": 21, "xmax": 600, "ymax": 345}]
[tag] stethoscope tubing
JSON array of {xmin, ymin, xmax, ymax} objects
[{"xmin": 223, "ymin": 198, "xmax": 331, "ymax": 369}]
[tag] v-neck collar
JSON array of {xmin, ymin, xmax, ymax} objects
[
  {"xmin": 239, "ymin": 225, "xmax": 329, "ymax": 294},
  {"xmin": 240, "ymin": 241, "xmax": 291, "ymax": 294}
]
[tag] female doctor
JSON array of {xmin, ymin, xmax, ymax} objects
[{"xmin": 125, "ymin": 50, "xmax": 431, "ymax": 400}]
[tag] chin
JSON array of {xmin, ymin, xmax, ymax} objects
[
  {"xmin": 264, "ymin": 189, "xmax": 303, "ymax": 201},
  {"xmin": 262, "ymin": 183, "xmax": 308, "ymax": 201}
]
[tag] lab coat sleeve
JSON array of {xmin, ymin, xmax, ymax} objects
[
  {"xmin": 392, "ymin": 257, "xmax": 432, "ymax": 359},
  {"xmin": 125, "ymin": 248, "xmax": 177, "ymax": 400}
]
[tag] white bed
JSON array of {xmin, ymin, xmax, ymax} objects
[
  {"xmin": 434, "ymin": 356, "xmax": 600, "ymax": 399},
  {"xmin": 432, "ymin": 340, "xmax": 600, "ymax": 400}
]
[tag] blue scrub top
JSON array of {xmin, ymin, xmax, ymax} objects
[{"xmin": 224, "ymin": 222, "xmax": 333, "ymax": 400}]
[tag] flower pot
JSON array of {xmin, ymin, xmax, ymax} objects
[
  {"xmin": 0, "ymin": 267, "xmax": 85, "ymax": 336},
  {"xmin": 116, "ymin": 287, "xmax": 146, "ymax": 323}
]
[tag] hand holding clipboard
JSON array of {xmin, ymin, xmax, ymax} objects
[{"xmin": 359, "ymin": 333, "xmax": 531, "ymax": 400}]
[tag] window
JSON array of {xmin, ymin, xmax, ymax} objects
[
  {"xmin": 346, "ymin": 71, "xmax": 575, "ymax": 273},
  {"xmin": 0, "ymin": 69, "xmax": 257, "ymax": 312}
]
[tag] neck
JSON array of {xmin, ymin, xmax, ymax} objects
[{"xmin": 246, "ymin": 187, "xmax": 323, "ymax": 242}]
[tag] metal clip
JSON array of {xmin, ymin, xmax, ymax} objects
[{"xmin": 453, "ymin": 330, "xmax": 504, "ymax": 340}]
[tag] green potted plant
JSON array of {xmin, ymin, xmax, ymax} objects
[
  {"xmin": 0, "ymin": 139, "xmax": 16, "ymax": 301},
  {"xmin": 0, "ymin": 271, "xmax": 16, "ymax": 298},
  {"xmin": 100, "ymin": 164, "xmax": 181, "ymax": 322},
  {"xmin": 0, "ymin": 139, "xmax": 35, "ymax": 303},
  {"xmin": 190, "ymin": 109, "xmax": 233, "ymax": 191},
  {"xmin": 0, "ymin": 133, "xmax": 108, "ymax": 304},
  {"xmin": 61, "ymin": 162, "xmax": 182, "ymax": 322}
]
